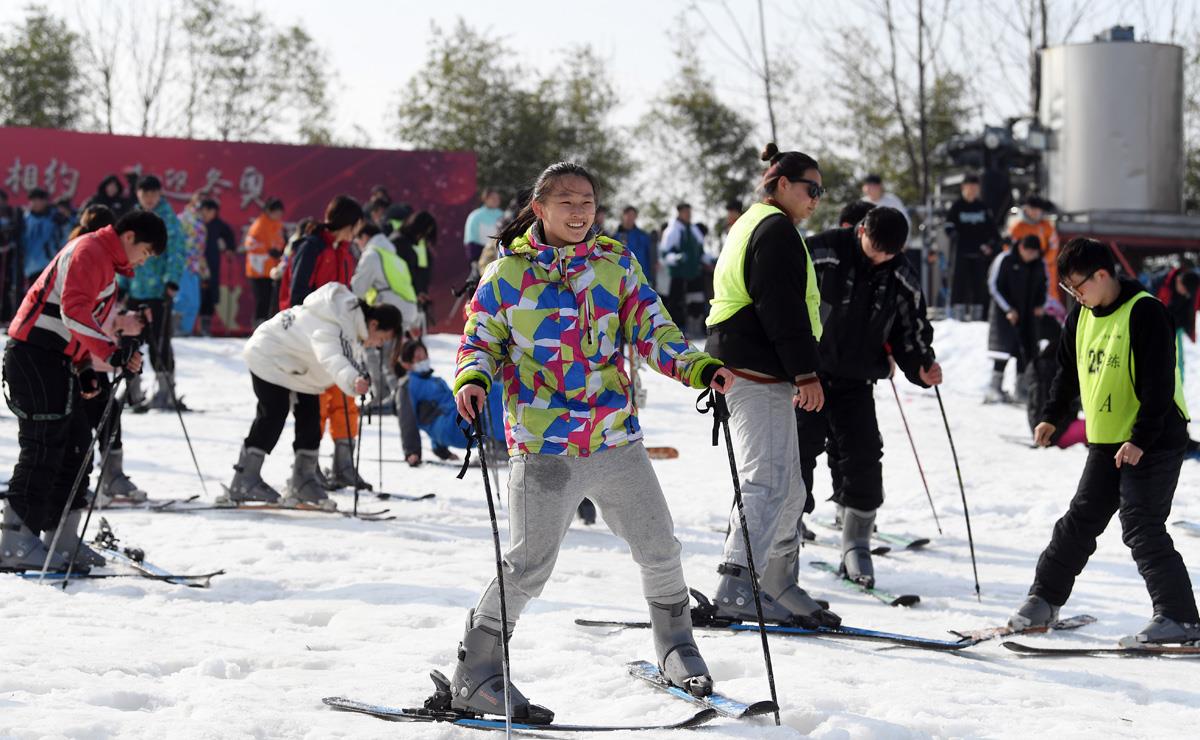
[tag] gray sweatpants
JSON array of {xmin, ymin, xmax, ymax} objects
[
  {"xmin": 720, "ymin": 380, "xmax": 808, "ymax": 568},
  {"xmin": 471, "ymin": 441, "xmax": 688, "ymax": 631}
]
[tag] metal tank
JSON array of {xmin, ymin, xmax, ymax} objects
[{"xmin": 1039, "ymin": 32, "xmax": 1184, "ymax": 213}]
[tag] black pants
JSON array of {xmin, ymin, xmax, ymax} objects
[
  {"xmin": 135, "ymin": 298, "xmax": 175, "ymax": 373},
  {"xmin": 950, "ymin": 252, "xmax": 989, "ymax": 309},
  {"xmin": 1031, "ymin": 443, "xmax": 1198, "ymax": 621},
  {"xmin": 83, "ymin": 372, "xmax": 123, "ymax": 453},
  {"xmin": 666, "ymin": 275, "xmax": 707, "ymax": 326},
  {"xmin": 250, "ymin": 278, "xmax": 274, "ymax": 323},
  {"xmin": 796, "ymin": 378, "xmax": 884, "ymax": 512},
  {"xmin": 2, "ymin": 341, "xmax": 92, "ymax": 531},
  {"xmin": 245, "ymin": 373, "xmax": 321, "ymax": 453}
]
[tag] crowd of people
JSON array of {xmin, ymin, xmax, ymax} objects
[{"xmin": 2, "ymin": 146, "xmax": 1199, "ymax": 723}]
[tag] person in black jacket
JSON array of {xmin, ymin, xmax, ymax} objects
[
  {"xmin": 198, "ymin": 198, "xmax": 236, "ymax": 336},
  {"xmin": 391, "ymin": 210, "xmax": 437, "ymax": 330},
  {"xmin": 945, "ymin": 173, "xmax": 1000, "ymax": 321},
  {"xmin": 798, "ymin": 206, "xmax": 942, "ymax": 588},
  {"xmin": 985, "ymin": 235, "xmax": 1049, "ymax": 404}
]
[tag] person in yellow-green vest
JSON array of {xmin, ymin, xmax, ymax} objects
[
  {"xmin": 351, "ymin": 221, "xmax": 419, "ymax": 410},
  {"xmin": 798, "ymin": 204, "xmax": 941, "ymax": 590},
  {"xmin": 390, "ymin": 211, "xmax": 438, "ymax": 332},
  {"xmin": 1011, "ymin": 237, "xmax": 1199, "ymax": 646},
  {"xmin": 702, "ymin": 143, "xmax": 840, "ymax": 629}
]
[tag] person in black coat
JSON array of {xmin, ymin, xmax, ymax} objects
[
  {"xmin": 798, "ymin": 206, "xmax": 942, "ymax": 588},
  {"xmin": 945, "ymin": 173, "xmax": 1000, "ymax": 321},
  {"xmin": 198, "ymin": 198, "xmax": 237, "ymax": 335},
  {"xmin": 985, "ymin": 235, "xmax": 1048, "ymax": 404},
  {"xmin": 81, "ymin": 173, "xmax": 136, "ymax": 219},
  {"xmin": 390, "ymin": 210, "xmax": 437, "ymax": 329}
]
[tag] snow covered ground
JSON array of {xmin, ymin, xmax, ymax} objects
[{"xmin": 2, "ymin": 320, "xmax": 1200, "ymax": 739}]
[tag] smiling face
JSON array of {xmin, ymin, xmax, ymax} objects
[{"xmin": 531, "ymin": 175, "xmax": 596, "ymax": 247}]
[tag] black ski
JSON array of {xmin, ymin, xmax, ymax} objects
[
  {"xmin": 1003, "ymin": 641, "xmax": 1200, "ymax": 657},
  {"xmin": 322, "ymin": 696, "xmax": 718, "ymax": 731},
  {"xmin": 626, "ymin": 660, "xmax": 776, "ymax": 718},
  {"xmin": 153, "ymin": 495, "xmax": 394, "ymax": 521},
  {"xmin": 1171, "ymin": 520, "xmax": 1200, "ymax": 537},
  {"xmin": 809, "ymin": 561, "xmax": 920, "ymax": 606},
  {"xmin": 11, "ymin": 570, "xmax": 223, "ymax": 584},
  {"xmin": 102, "ymin": 494, "xmax": 202, "ymax": 510}
]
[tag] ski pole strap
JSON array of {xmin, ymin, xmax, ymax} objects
[
  {"xmin": 695, "ymin": 388, "xmax": 730, "ymax": 447},
  {"xmin": 455, "ymin": 414, "xmax": 479, "ymax": 480}
]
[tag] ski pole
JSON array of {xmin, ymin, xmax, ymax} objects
[
  {"xmin": 889, "ymin": 376, "xmax": 941, "ymax": 534},
  {"xmin": 456, "ymin": 403, "xmax": 513, "ymax": 737},
  {"xmin": 40, "ymin": 371, "xmax": 129, "ymax": 586},
  {"xmin": 162, "ymin": 367, "xmax": 209, "ymax": 498},
  {"xmin": 377, "ymin": 350, "xmax": 384, "ymax": 492},
  {"xmin": 934, "ymin": 386, "xmax": 981, "ymax": 601},
  {"xmin": 701, "ymin": 387, "xmax": 780, "ymax": 726},
  {"xmin": 339, "ymin": 387, "xmax": 367, "ymax": 518}
]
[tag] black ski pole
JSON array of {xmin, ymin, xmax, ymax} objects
[
  {"xmin": 934, "ymin": 386, "xmax": 981, "ymax": 601},
  {"xmin": 377, "ymin": 350, "xmax": 384, "ymax": 492},
  {"xmin": 456, "ymin": 403, "xmax": 513, "ymax": 736},
  {"xmin": 40, "ymin": 370, "xmax": 129, "ymax": 586},
  {"xmin": 339, "ymin": 388, "xmax": 367, "ymax": 517},
  {"xmin": 889, "ymin": 376, "xmax": 941, "ymax": 534},
  {"xmin": 703, "ymin": 388, "xmax": 780, "ymax": 726}
]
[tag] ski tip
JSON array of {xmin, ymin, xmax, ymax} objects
[
  {"xmin": 681, "ymin": 708, "xmax": 720, "ymax": 728},
  {"xmin": 890, "ymin": 595, "xmax": 921, "ymax": 607},
  {"xmin": 743, "ymin": 700, "xmax": 779, "ymax": 717},
  {"xmin": 905, "ymin": 539, "xmax": 931, "ymax": 549}
]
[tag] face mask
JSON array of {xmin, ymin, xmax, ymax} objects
[{"xmin": 412, "ymin": 359, "xmax": 432, "ymax": 374}]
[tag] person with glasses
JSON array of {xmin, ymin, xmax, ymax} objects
[
  {"xmin": 797, "ymin": 205, "xmax": 941, "ymax": 590},
  {"xmin": 983, "ymin": 234, "xmax": 1049, "ymax": 404},
  {"xmin": 1010, "ymin": 237, "xmax": 1198, "ymax": 646},
  {"xmin": 703, "ymin": 143, "xmax": 839, "ymax": 628}
]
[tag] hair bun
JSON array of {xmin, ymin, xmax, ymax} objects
[{"xmin": 760, "ymin": 142, "xmax": 780, "ymax": 162}]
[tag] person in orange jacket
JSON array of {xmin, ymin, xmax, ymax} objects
[
  {"xmin": 1007, "ymin": 195, "xmax": 1059, "ymax": 300},
  {"xmin": 245, "ymin": 198, "xmax": 286, "ymax": 326}
]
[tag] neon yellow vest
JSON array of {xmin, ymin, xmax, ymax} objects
[
  {"xmin": 1076, "ymin": 291, "xmax": 1189, "ymax": 443},
  {"xmin": 412, "ymin": 239, "xmax": 429, "ymax": 269},
  {"xmin": 707, "ymin": 202, "xmax": 823, "ymax": 341},
  {"xmin": 364, "ymin": 243, "xmax": 418, "ymax": 306}
]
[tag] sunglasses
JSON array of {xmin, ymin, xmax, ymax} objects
[
  {"xmin": 792, "ymin": 177, "xmax": 826, "ymax": 200},
  {"xmin": 1059, "ymin": 270, "xmax": 1098, "ymax": 300}
]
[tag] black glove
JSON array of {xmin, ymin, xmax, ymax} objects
[
  {"xmin": 78, "ymin": 367, "xmax": 100, "ymax": 396},
  {"xmin": 109, "ymin": 337, "xmax": 140, "ymax": 372},
  {"xmin": 268, "ymin": 249, "xmax": 284, "ymax": 259}
]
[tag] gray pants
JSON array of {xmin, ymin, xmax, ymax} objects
[
  {"xmin": 720, "ymin": 380, "xmax": 807, "ymax": 568},
  {"xmin": 472, "ymin": 441, "xmax": 688, "ymax": 631}
]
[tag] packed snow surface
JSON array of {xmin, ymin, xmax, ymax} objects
[{"xmin": 2, "ymin": 320, "xmax": 1200, "ymax": 739}]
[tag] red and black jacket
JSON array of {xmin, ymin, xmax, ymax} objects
[{"xmin": 286, "ymin": 229, "xmax": 357, "ymax": 308}]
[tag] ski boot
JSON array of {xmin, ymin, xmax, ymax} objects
[
  {"xmin": 712, "ymin": 562, "xmax": 796, "ymax": 624},
  {"xmin": 328, "ymin": 439, "xmax": 372, "ymax": 490},
  {"xmin": 96, "ymin": 449, "xmax": 148, "ymax": 506},
  {"xmin": 286, "ymin": 450, "xmax": 336, "ymax": 510},
  {"xmin": 577, "ymin": 498, "xmax": 597, "ymax": 525},
  {"xmin": 983, "ymin": 370, "xmax": 1010, "ymax": 405},
  {"xmin": 147, "ymin": 373, "xmax": 173, "ymax": 410},
  {"xmin": 1013, "ymin": 371, "xmax": 1031, "ymax": 405},
  {"xmin": 221, "ymin": 446, "xmax": 282, "ymax": 504},
  {"xmin": 1119, "ymin": 615, "xmax": 1200, "ymax": 647},
  {"xmin": 42, "ymin": 508, "xmax": 106, "ymax": 569},
  {"xmin": 649, "ymin": 593, "xmax": 713, "ymax": 697},
  {"xmin": 762, "ymin": 547, "xmax": 841, "ymax": 628},
  {"xmin": 126, "ymin": 374, "xmax": 149, "ymax": 414},
  {"xmin": 1007, "ymin": 594, "xmax": 1060, "ymax": 631},
  {"xmin": 446, "ymin": 611, "xmax": 553, "ymax": 722},
  {"xmin": 0, "ymin": 506, "xmax": 68, "ymax": 571},
  {"xmin": 841, "ymin": 506, "xmax": 877, "ymax": 588}
]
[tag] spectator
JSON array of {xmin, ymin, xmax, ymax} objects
[
  {"xmin": 244, "ymin": 198, "xmax": 286, "ymax": 326},
  {"xmin": 659, "ymin": 202, "xmax": 707, "ymax": 336},
  {"xmin": 21, "ymin": 189, "xmax": 58, "ymax": 281},
  {"xmin": 81, "ymin": 173, "xmax": 134, "ymax": 218},
  {"xmin": 614, "ymin": 205, "xmax": 655, "ymax": 281},
  {"xmin": 1007, "ymin": 194, "xmax": 1059, "ymax": 300},
  {"xmin": 985, "ymin": 235, "xmax": 1048, "ymax": 404},
  {"xmin": 175, "ymin": 193, "xmax": 209, "ymax": 336},
  {"xmin": 392, "ymin": 210, "xmax": 438, "ymax": 331},
  {"xmin": 52, "ymin": 197, "xmax": 76, "ymax": 247},
  {"xmin": 365, "ymin": 197, "xmax": 389, "ymax": 234},
  {"xmin": 861, "ymin": 173, "xmax": 910, "ymax": 236},
  {"xmin": 0, "ymin": 189, "xmax": 21, "ymax": 321},
  {"xmin": 595, "ymin": 204, "xmax": 611, "ymax": 238},
  {"xmin": 946, "ymin": 173, "xmax": 1001, "ymax": 321},
  {"xmin": 462, "ymin": 188, "xmax": 503, "ymax": 263},
  {"xmin": 198, "ymin": 198, "xmax": 236, "ymax": 336}
]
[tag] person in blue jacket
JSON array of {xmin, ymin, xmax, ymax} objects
[{"xmin": 395, "ymin": 339, "xmax": 467, "ymax": 465}]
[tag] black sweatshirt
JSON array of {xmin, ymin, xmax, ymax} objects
[
  {"xmin": 706, "ymin": 213, "xmax": 819, "ymax": 381},
  {"xmin": 946, "ymin": 198, "xmax": 1000, "ymax": 254},
  {"xmin": 1042, "ymin": 278, "xmax": 1188, "ymax": 450}
]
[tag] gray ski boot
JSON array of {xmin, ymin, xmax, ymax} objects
[
  {"xmin": 329, "ymin": 439, "xmax": 372, "ymax": 490},
  {"xmin": 222, "ymin": 446, "xmax": 282, "ymax": 504},
  {"xmin": 126, "ymin": 374, "xmax": 148, "ymax": 412},
  {"xmin": 841, "ymin": 506, "xmax": 877, "ymax": 588},
  {"xmin": 762, "ymin": 547, "xmax": 841, "ymax": 628},
  {"xmin": 713, "ymin": 562, "xmax": 796, "ymax": 624},
  {"xmin": 649, "ymin": 594, "xmax": 712, "ymax": 697},
  {"xmin": 983, "ymin": 369, "xmax": 1010, "ymax": 404},
  {"xmin": 148, "ymin": 372, "xmax": 173, "ymax": 410},
  {"xmin": 42, "ymin": 508, "xmax": 106, "ymax": 569},
  {"xmin": 1007, "ymin": 594, "xmax": 1060, "ymax": 631},
  {"xmin": 449, "ymin": 611, "xmax": 553, "ymax": 722},
  {"xmin": 1119, "ymin": 615, "xmax": 1200, "ymax": 647},
  {"xmin": 0, "ymin": 506, "xmax": 67, "ymax": 571},
  {"xmin": 96, "ymin": 449, "xmax": 148, "ymax": 505},
  {"xmin": 1013, "ymin": 371, "xmax": 1031, "ymax": 405},
  {"xmin": 286, "ymin": 450, "xmax": 336, "ymax": 510}
]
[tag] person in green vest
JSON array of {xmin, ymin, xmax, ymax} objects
[
  {"xmin": 1011, "ymin": 237, "xmax": 1199, "ymax": 646},
  {"xmin": 798, "ymin": 204, "xmax": 940, "ymax": 590},
  {"xmin": 352, "ymin": 221, "xmax": 419, "ymax": 409},
  {"xmin": 702, "ymin": 142, "xmax": 840, "ymax": 628}
]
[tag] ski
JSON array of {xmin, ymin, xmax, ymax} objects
[
  {"xmin": 625, "ymin": 659, "xmax": 775, "ymax": 718},
  {"xmin": 812, "ymin": 518, "xmax": 929, "ymax": 550},
  {"xmin": 1002, "ymin": 641, "xmax": 1200, "ymax": 657},
  {"xmin": 577, "ymin": 617, "xmax": 968, "ymax": 651},
  {"xmin": 90, "ymin": 518, "xmax": 223, "ymax": 588},
  {"xmin": 326, "ymin": 488, "xmax": 434, "ymax": 503},
  {"xmin": 950, "ymin": 614, "xmax": 1097, "ymax": 643},
  {"xmin": 809, "ymin": 561, "xmax": 920, "ymax": 607},
  {"xmin": 1171, "ymin": 520, "xmax": 1200, "ymax": 537},
  {"xmin": 11, "ymin": 570, "xmax": 224, "ymax": 584},
  {"xmin": 155, "ymin": 494, "xmax": 395, "ymax": 521},
  {"xmin": 102, "ymin": 494, "xmax": 202, "ymax": 510},
  {"xmin": 321, "ymin": 696, "xmax": 718, "ymax": 731},
  {"xmin": 646, "ymin": 447, "xmax": 680, "ymax": 460}
]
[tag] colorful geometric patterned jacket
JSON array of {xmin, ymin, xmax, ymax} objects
[{"xmin": 454, "ymin": 223, "xmax": 722, "ymax": 457}]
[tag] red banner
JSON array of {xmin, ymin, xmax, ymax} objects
[{"xmin": 0, "ymin": 126, "xmax": 477, "ymax": 333}]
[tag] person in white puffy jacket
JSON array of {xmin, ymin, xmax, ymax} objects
[{"xmin": 224, "ymin": 282, "xmax": 403, "ymax": 509}]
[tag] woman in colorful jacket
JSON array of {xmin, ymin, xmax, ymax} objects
[{"xmin": 448, "ymin": 162, "xmax": 734, "ymax": 723}]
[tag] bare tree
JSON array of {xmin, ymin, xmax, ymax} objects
[
  {"xmin": 74, "ymin": 1, "xmax": 122, "ymax": 133},
  {"xmin": 690, "ymin": 0, "xmax": 781, "ymax": 141},
  {"xmin": 129, "ymin": 1, "xmax": 178, "ymax": 136}
]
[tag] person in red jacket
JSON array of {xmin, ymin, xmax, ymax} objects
[
  {"xmin": 2, "ymin": 211, "xmax": 165, "ymax": 571},
  {"xmin": 285, "ymin": 196, "xmax": 371, "ymax": 490}
]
